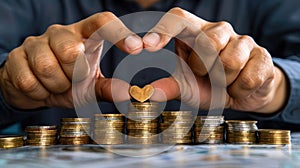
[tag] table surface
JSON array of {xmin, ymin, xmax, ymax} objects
[{"xmin": 1, "ymin": 133, "xmax": 300, "ymax": 168}]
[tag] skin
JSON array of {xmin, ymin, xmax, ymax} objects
[
  {"xmin": 0, "ymin": 2, "xmax": 288, "ymax": 114},
  {"xmin": 0, "ymin": 12, "xmax": 144, "ymax": 109},
  {"xmin": 148, "ymin": 8, "xmax": 287, "ymax": 114}
]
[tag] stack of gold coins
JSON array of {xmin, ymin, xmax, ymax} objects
[
  {"xmin": 59, "ymin": 118, "xmax": 91, "ymax": 145},
  {"xmin": 194, "ymin": 116, "xmax": 224, "ymax": 144},
  {"xmin": 225, "ymin": 120, "xmax": 258, "ymax": 144},
  {"xmin": 25, "ymin": 126, "xmax": 57, "ymax": 146},
  {"xmin": 126, "ymin": 102, "xmax": 159, "ymax": 144},
  {"xmin": 0, "ymin": 135, "xmax": 24, "ymax": 149},
  {"xmin": 258, "ymin": 129, "xmax": 291, "ymax": 145},
  {"xmin": 160, "ymin": 111, "xmax": 194, "ymax": 144},
  {"xmin": 93, "ymin": 114, "xmax": 125, "ymax": 145}
]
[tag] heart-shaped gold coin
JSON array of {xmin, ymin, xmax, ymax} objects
[{"xmin": 129, "ymin": 85, "xmax": 154, "ymax": 103}]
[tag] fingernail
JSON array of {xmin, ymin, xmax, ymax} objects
[
  {"xmin": 124, "ymin": 35, "xmax": 142, "ymax": 50},
  {"xmin": 143, "ymin": 33, "xmax": 160, "ymax": 47}
]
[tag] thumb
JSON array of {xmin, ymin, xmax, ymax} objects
[{"xmin": 150, "ymin": 77, "xmax": 180, "ymax": 102}]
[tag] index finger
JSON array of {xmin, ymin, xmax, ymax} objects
[
  {"xmin": 143, "ymin": 7, "xmax": 207, "ymax": 52},
  {"xmin": 72, "ymin": 12, "xmax": 143, "ymax": 54}
]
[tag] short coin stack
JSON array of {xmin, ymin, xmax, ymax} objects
[
  {"xmin": 160, "ymin": 111, "xmax": 194, "ymax": 144},
  {"xmin": 0, "ymin": 135, "xmax": 24, "ymax": 149},
  {"xmin": 59, "ymin": 118, "xmax": 91, "ymax": 145},
  {"xmin": 258, "ymin": 129, "xmax": 291, "ymax": 145},
  {"xmin": 25, "ymin": 126, "xmax": 57, "ymax": 146},
  {"xmin": 126, "ymin": 102, "xmax": 159, "ymax": 144},
  {"xmin": 225, "ymin": 120, "xmax": 258, "ymax": 144},
  {"xmin": 194, "ymin": 116, "xmax": 224, "ymax": 144},
  {"xmin": 93, "ymin": 114, "xmax": 125, "ymax": 145}
]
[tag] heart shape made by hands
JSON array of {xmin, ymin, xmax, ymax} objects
[{"xmin": 129, "ymin": 85, "xmax": 154, "ymax": 103}]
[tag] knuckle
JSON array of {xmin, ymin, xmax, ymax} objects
[
  {"xmin": 100, "ymin": 11, "xmax": 115, "ymax": 19},
  {"xmin": 217, "ymin": 21, "xmax": 233, "ymax": 30},
  {"xmin": 211, "ymin": 21, "xmax": 234, "ymax": 35},
  {"xmin": 46, "ymin": 24, "xmax": 63, "ymax": 34},
  {"xmin": 257, "ymin": 47, "xmax": 270, "ymax": 57},
  {"xmin": 239, "ymin": 35, "xmax": 255, "ymax": 44},
  {"xmin": 55, "ymin": 40, "xmax": 84, "ymax": 64},
  {"xmin": 253, "ymin": 47, "xmax": 272, "ymax": 62},
  {"xmin": 169, "ymin": 7, "xmax": 185, "ymax": 16},
  {"xmin": 23, "ymin": 36, "xmax": 38, "ymax": 47},
  {"xmin": 86, "ymin": 12, "xmax": 111, "ymax": 32},
  {"xmin": 7, "ymin": 48, "xmax": 20, "ymax": 62},
  {"xmin": 93, "ymin": 12, "xmax": 116, "ymax": 25}
]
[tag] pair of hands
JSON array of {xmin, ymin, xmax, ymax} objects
[{"xmin": 0, "ymin": 8, "xmax": 287, "ymax": 114}]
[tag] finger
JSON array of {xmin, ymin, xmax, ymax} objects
[
  {"xmin": 23, "ymin": 36, "xmax": 71, "ymax": 94},
  {"xmin": 48, "ymin": 26, "xmax": 87, "ymax": 80},
  {"xmin": 6, "ymin": 47, "xmax": 50, "ymax": 100},
  {"xmin": 150, "ymin": 77, "xmax": 180, "ymax": 102},
  {"xmin": 143, "ymin": 7, "xmax": 205, "ymax": 52},
  {"xmin": 210, "ymin": 35, "xmax": 254, "ymax": 86},
  {"xmin": 189, "ymin": 22, "xmax": 235, "ymax": 76},
  {"xmin": 96, "ymin": 77, "xmax": 131, "ymax": 102},
  {"xmin": 227, "ymin": 47, "xmax": 274, "ymax": 99},
  {"xmin": 73, "ymin": 12, "xmax": 143, "ymax": 54}
]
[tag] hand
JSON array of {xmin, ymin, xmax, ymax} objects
[
  {"xmin": 0, "ymin": 12, "xmax": 143, "ymax": 109},
  {"xmin": 146, "ymin": 8, "xmax": 287, "ymax": 114}
]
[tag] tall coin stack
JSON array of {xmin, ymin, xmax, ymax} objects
[
  {"xmin": 25, "ymin": 126, "xmax": 57, "ymax": 146},
  {"xmin": 59, "ymin": 118, "xmax": 91, "ymax": 145},
  {"xmin": 258, "ymin": 129, "xmax": 291, "ymax": 145},
  {"xmin": 160, "ymin": 111, "xmax": 194, "ymax": 144},
  {"xmin": 126, "ymin": 102, "xmax": 159, "ymax": 144},
  {"xmin": 225, "ymin": 120, "xmax": 258, "ymax": 144},
  {"xmin": 0, "ymin": 135, "xmax": 24, "ymax": 149},
  {"xmin": 194, "ymin": 116, "xmax": 224, "ymax": 144},
  {"xmin": 93, "ymin": 114, "xmax": 125, "ymax": 145}
]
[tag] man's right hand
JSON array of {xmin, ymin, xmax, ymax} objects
[{"xmin": 0, "ymin": 12, "xmax": 143, "ymax": 109}]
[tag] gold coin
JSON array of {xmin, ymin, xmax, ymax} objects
[
  {"xmin": 162, "ymin": 111, "xmax": 193, "ymax": 116},
  {"xmin": 130, "ymin": 101, "xmax": 158, "ymax": 107},
  {"xmin": 26, "ymin": 130, "xmax": 58, "ymax": 135},
  {"xmin": 25, "ymin": 125, "xmax": 57, "ymax": 130},
  {"xmin": 94, "ymin": 140, "xmax": 124, "ymax": 145},
  {"xmin": 225, "ymin": 120, "xmax": 257, "ymax": 124},
  {"xmin": 196, "ymin": 134, "xmax": 224, "ymax": 138},
  {"xmin": 59, "ymin": 140, "xmax": 90, "ymax": 145},
  {"xmin": 127, "ymin": 119, "xmax": 158, "ymax": 124},
  {"xmin": 61, "ymin": 118, "xmax": 90, "ymax": 122},
  {"xmin": 129, "ymin": 85, "xmax": 154, "ymax": 103},
  {"xmin": 258, "ymin": 129, "xmax": 290, "ymax": 134},
  {"xmin": 94, "ymin": 121, "xmax": 124, "ymax": 125},
  {"xmin": 94, "ymin": 114, "xmax": 124, "ymax": 117},
  {"xmin": 196, "ymin": 116, "xmax": 224, "ymax": 119},
  {"xmin": 0, "ymin": 142, "xmax": 24, "ymax": 149},
  {"xmin": 59, "ymin": 134, "xmax": 90, "ymax": 138},
  {"xmin": 0, "ymin": 135, "xmax": 24, "ymax": 142}
]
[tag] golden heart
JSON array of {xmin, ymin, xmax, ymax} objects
[{"xmin": 129, "ymin": 85, "xmax": 154, "ymax": 103}]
